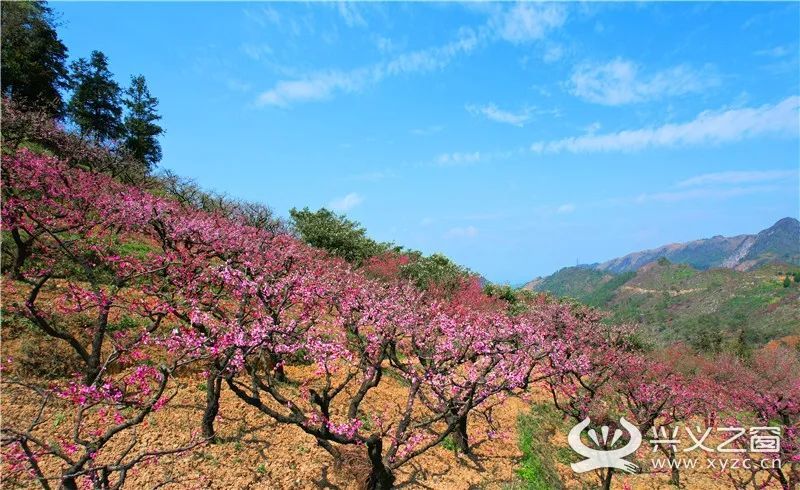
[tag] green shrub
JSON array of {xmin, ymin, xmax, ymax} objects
[{"xmin": 440, "ymin": 435, "xmax": 457, "ymax": 453}]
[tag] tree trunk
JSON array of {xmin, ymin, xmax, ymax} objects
[
  {"xmin": 602, "ymin": 468, "xmax": 614, "ymax": 490},
  {"xmin": 658, "ymin": 445, "xmax": 680, "ymax": 487},
  {"xmin": 269, "ymin": 353, "xmax": 287, "ymax": 382},
  {"xmin": 365, "ymin": 438, "xmax": 394, "ymax": 490},
  {"xmin": 10, "ymin": 229, "xmax": 31, "ymax": 280},
  {"xmin": 775, "ymin": 467, "xmax": 789, "ymax": 490},
  {"xmin": 202, "ymin": 366, "xmax": 222, "ymax": 442},
  {"xmin": 83, "ymin": 362, "xmax": 101, "ymax": 386},
  {"xmin": 671, "ymin": 467, "xmax": 680, "ymax": 488},
  {"xmin": 445, "ymin": 409, "xmax": 470, "ymax": 454},
  {"xmin": 669, "ymin": 448, "xmax": 680, "ymax": 487},
  {"xmin": 61, "ymin": 475, "xmax": 78, "ymax": 490}
]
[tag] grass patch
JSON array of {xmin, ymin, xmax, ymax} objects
[
  {"xmin": 115, "ymin": 239, "xmax": 157, "ymax": 260},
  {"xmin": 515, "ymin": 404, "xmax": 565, "ymax": 490}
]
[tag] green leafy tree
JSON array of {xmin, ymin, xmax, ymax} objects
[
  {"xmin": 122, "ymin": 75, "xmax": 163, "ymax": 170},
  {"xmin": 1, "ymin": 1, "xmax": 69, "ymax": 116},
  {"xmin": 686, "ymin": 314, "xmax": 724, "ymax": 354},
  {"xmin": 783, "ymin": 276, "xmax": 792, "ymax": 288},
  {"xmin": 67, "ymin": 50, "xmax": 123, "ymax": 142},
  {"xmin": 289, "ymin": 207, "xmax": 390, "ymax": 264},
  {"xmin": 400, "ymin": 252, "xmax": 470, "ymax": 292}
]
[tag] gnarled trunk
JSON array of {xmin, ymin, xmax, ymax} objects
[
  {"xmin": 365, "ymin": 438, "xmax": 394, "ymax": 490},
  {"xmin": 202, "ymin": 365, "xmax": 223, "ymax": 441},
  {"xmin": 445, "ymin": 408, "xmax": 470, "ymax": 454}
]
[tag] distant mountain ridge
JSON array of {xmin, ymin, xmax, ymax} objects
[
  {"xmin": 519, "ymin": 219, "xmax": 800, "ymax": 350},
  {"xmin": 529, "ymin": 218, "xmax": 799, "ymax": 287}
]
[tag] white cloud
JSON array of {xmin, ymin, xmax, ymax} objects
[
  {"xmin": 569, "ymin": 58, "xmax": 719, "ymax": 105},
  {"xmin": 492, "ymin": 3, "xmax": 567, "ymax": 44},
  {"xmin": 256, "ymin": 69, "xmax": 371, "ymax": 107},
  {"xmin": 436, "ymin": 151, "xmax": 482, "ymax": 166},
  {"xmin": 676, "ymin": 169, "xmax": 799, "ymax": 188},
  {"xmin": 328, "ymin": 192, "xmax": 364, "ymax": 212},
  {"xmin": 530, "ymin": 96, "xmax": 800, "ymax": 154},
  {"xmin": 556, "ymin": 203, "xmax": 576, "ymax": 214},
  {"xmin": 466, "ymin": 103, "xmax": 531, "ymax": 127},
  {"xmin": 256, "ymin": 29, "xmax": 480, "ymax": 107},
  {"xmin": 445, "ymin": 225, "xmax": 479, "ymax": 238}
]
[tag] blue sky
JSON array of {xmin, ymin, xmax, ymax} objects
[{"xmin": 54, "ymin": 2, "xmax": 799, "ymax": 284}]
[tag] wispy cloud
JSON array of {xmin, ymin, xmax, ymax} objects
[
  {"xmin": 755, "ymin": 45, "xmax": 793, "ymax": 58},
  {"xmin": 434, "ymin": 147, "xmax": 526, "ymax": 167},
  {"xmin": 531, "ymin": 96, "xmax": 800, "ymax": 153},
  {"xmin": 241, "ymin": 43, "xmax": 273, "ymax": 61},
  {"xmin": 466, "ymin": 103, "xmax": 531, "ymax": 127},
  {"xmin": 634, "ymin": 185, "xmax": 783, "ymax": 204},
  {"xmin": 445, "ymin": 225, "xmax": 479, "ymax": 238},
  {"xmin": 255, "ymin": 4, "xmax": 568, "ymax": 108},
  {"xmin": 491, "ymin": 3, "xmax": 567, "ymax": 44},
  {"xmin": 542, "ymin": 44, "xmax": 565, "ymax": 63},
  {"xmin": 436, "ymin": 151, "xmax": 482, "ymax": 166},
  {"xmin": 243, "ymin": 6, "xmax": 281, "ymax": 28},
  {"xmin": 569, "ymin": 58, "xmax": 719, "ymax": 105},
  {"xmin": 328, "ymin": 192, "xmax": 364, "ymax": 212},
  {"xmin": 256, "ymin": 29, "xmax": 481, "ymax": 107},
  {"xmin": 225, "ymin": 78, "xmax": 252, "ymax": 93},
  {"xmin": 556, "ymin": 203, "xmax": 576, "ymax": 213},
  {"xmin": 677, "ymin": 169, "xmax": 798, "ymax": 187},
  {"xmin": 411, "ymin": 125, "xmax": 444, "ymax": 136},
  {"xmin": 336, "ymin": 2, "xmax": 366, "ymax": 28}
]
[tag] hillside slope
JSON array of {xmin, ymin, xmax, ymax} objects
[{"xmin": 527, "ymin": 260, "xmax": 800, "ymax": 350}]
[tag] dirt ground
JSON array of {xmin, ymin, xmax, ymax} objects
[
  {"xmin": 2, "ymin": 355, "xmax": 762, "ymax": 490},
  {"xmin": 0, "ymin": 280, "xmax": 773, "ymax": 490}
]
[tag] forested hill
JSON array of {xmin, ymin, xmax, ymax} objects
[{"xmin": 524, "ymin": 259, "xmax": 800, "ymax": 352}]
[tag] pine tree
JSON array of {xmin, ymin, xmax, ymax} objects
[
  {"xmin": 122, "ymin": 75, "xmax": 164, "ymax": 170},
  {"xmin": 1, "ymin": 1, "xmax": 70, "ymax": 116},
  {"xmin": 67, "ymin": 51, "xmax": 123, "ymax": 142}
]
